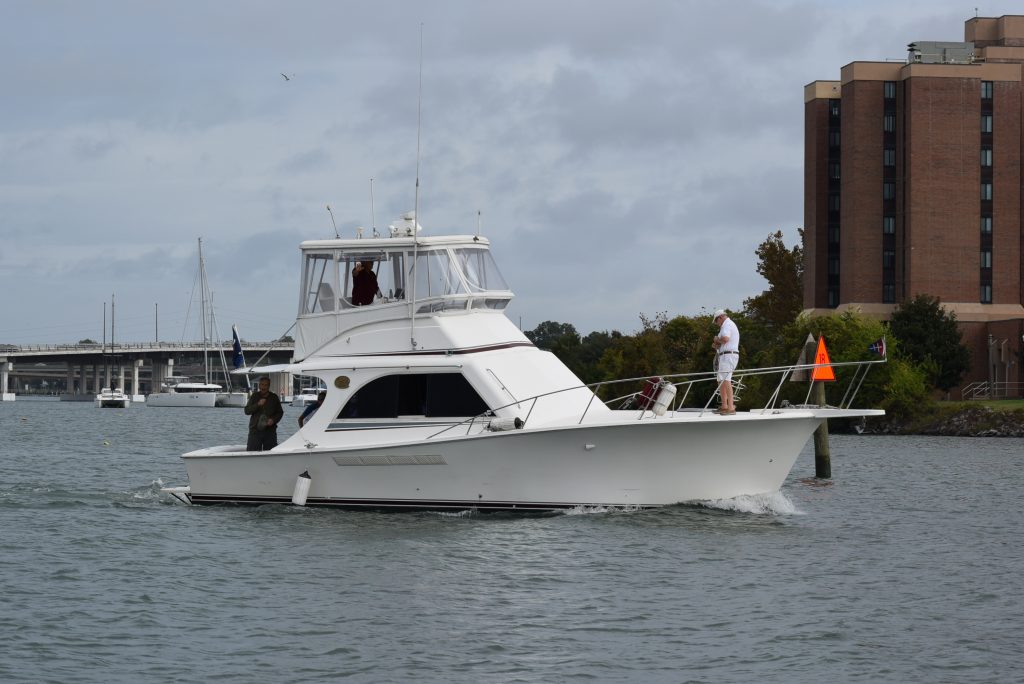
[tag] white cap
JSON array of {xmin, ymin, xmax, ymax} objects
[{"xmin": 713, "ymin": 309, "xmax": 727, "ymax": 319}]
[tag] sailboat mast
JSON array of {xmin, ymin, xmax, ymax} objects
[
  {"xmin": 111, "ymin": 293, "xmax": 116, "ymax": 388},
  {"xmin": 198, "ymin": 237, "xmax": 209, "ymax": 384}
]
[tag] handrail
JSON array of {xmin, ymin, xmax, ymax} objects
[
  {"xmin": 427, "ymin": 358, "xmax": 886, "ymax": 439},
  {"xmin": 961, "ymin": 381, "xmax": 1024, "ymax": 400}
]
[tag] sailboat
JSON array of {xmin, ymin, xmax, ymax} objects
[
  {"xmin": 94, "ymin": 294, "xmax": 131, "ymax": 408},
  {"xmin": 147, "ymin": 239, "xmax": 248, "ymax": 408}
]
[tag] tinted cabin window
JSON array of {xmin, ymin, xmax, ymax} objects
[
  {"xmin": 339, "ymin": 374, "xmax": 488, "ymax": 418},
  {"xmin": 426, "ymin": 374, "xmax": 489, "ymax": 416}
]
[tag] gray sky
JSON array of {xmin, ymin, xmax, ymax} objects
[{"xmin": 1, "ymin": 0, "xmax": 1018, "ymax": 344}]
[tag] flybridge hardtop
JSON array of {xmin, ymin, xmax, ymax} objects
[
  {"xmin": 165, "ymin": 217, "xmax": 885, "ymax": 512},
  {"xmin": 294, "ymin": 233, "xmax": 521, "ymax": 362}
]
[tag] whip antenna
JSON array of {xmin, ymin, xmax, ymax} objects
[
  {"xmin": 370, "ymin": 178, "xmax": 378, "ymax": 237},
  {"xmin": 326, "ymin": 205, "xmax": 339, "ymax": 238}
]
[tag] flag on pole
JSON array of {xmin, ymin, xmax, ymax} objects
[
  {"xmin": 811, "ymin": 335, "xmax": 836, "ymax": 382},
  {"xmin": 231, "ymin": 325, "xmax": 246, "ymax": 369},
  {"xmin": 868, "ymin": 337, "xmax": 887, "ymax": 357}
]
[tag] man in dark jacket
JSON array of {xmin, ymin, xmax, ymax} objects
[
  {"xmin": 352, "ymin": 260, "xmax": 378, "ymax": 305},
  {"xmin": 244, "ymin": 376, "xmax": 284, "ymax": 451}
]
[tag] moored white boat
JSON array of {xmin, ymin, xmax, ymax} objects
[
  {"xmin": 95, "ymin": 387, "xmax": 131, "ymax": 408},
  {"xmin": 147, "ymin": 376, "xmax": 220, "ymax": 408},
  {"xmin": 291, "ymin": 387, "xmax": 321, "ymax": 407},
  {"xmin": 164, "ymin": 216, "xmax": 884, "ymax": 511},
  {"xmin": 216, "ymin": 391, "xmax": 249, "ymax": 408}
]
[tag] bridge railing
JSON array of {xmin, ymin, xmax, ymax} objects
[{"xmin": 2, "ymin": 341, "xmax": 294, "ymax": 353}]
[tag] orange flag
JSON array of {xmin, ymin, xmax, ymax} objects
[{"xmin": 812, "ymin": 335, "xmax": 836, "ymax": 382}]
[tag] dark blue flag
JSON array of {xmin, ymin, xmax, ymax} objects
[
  {"xmin": 231, "ymin": 325, "xmax": 246, "ymax": 369},
  {"xmin": 868, "ymin": 337, "xmax": 886, "ymax": 357}
]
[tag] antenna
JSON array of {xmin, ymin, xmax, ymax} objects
[
  {"xmin": 326, "ymin": 205, "xmax": 339, "ymax": 238},
  {"xmin": 476, "ymin": 210, "xmax": 481, "ymax": 237},
  {"xmin": 410, "ymin": 23, "xmax": 424, "ymax": 350},
  {"xmin": 370, "ymin": 178, "xmax": 379, "ymax": 237}
]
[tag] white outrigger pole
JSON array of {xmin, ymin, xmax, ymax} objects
[{"xmin": 410, "ymin": 23, "xmax": 424, "ymax": 351}]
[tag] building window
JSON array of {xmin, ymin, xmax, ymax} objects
[
  {"xmin": 828, "ymin": 194, "xmax": 840, "ymax": 212},
  {"xmin": 981, "ymin": 114, "xmax": 993, "ymax": 133},
  {"xmin": 828, "ymin": 225, "xmax": 840, "ymax": 244},
  {"xmin": 981, "ymin": 81, "xmax": 993, "ymax": 99},
  {"xmin": 828, "ymin": 289, "xmax": 839, "ymax": 307},
  {"xmin": 884, "ymin": 148, "xmax": 896, "ymax": 167},
  {"xmin": 883, "ymin": 113, "xmax": 896, "ymax": 132},
  {"xmin": 981, "ymin": 216, "xmax": 992, "ymax": 233},
  {"xmin": 830, "ymin": 100, "xmax": 840, "ymax": 117},
  {"xmin": 884, "ymin": 81, "xmax": 896, "ymax": 99},
  {"xmin": 828, "ymin": 257, "xmax": 840, "ymax": 275},
  {"xmin": 882, "ymin": 284, "xmax": 896, "ymax": 303},
  {"xmin": 981, "ymin": 183, "xmax": 993, "ymax": 200},
  {"xmin": 981, "ymin": 250, "xmax": 992, "ymax": 268},
  {"xmin": 883, "ymin": 182, "xmax": 895, "ymax": 200},
  {"xmin": 883, "ymin": 216, "xmax": 895, "ymax": 234},
  {"xmin": 883, "ymin": 250, "xmax": 896, "ymax": 267},
  {"xmin": 829, "ymin": 161, "xmax": 840, "ymax": 180},
  {"xmin": 829, "ymin": 130, "xmax": 841, "ymax": 147},
  {"xmin": 981, "ymin": 284, "xmax": 992, "ymax": 303},
  {"xmin": 981, "ymin": 148, "xmax": 992, "ymax": 167}
]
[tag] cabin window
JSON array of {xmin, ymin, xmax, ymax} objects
[
  {"xmin": 454, "ymin": 248, "xmax": 509, "ymax": 292},
  {"xmin": 338, "ymin": 373, "xmax": 490, "ymax": 418},
  {"xmin": 301, "ymin": 254, "xmax": 335, "ymax": 314}
]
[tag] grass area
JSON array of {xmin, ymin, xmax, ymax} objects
[{"xmin": 938, "ymin": 399, "xmax": 1024, "ymax": 411}]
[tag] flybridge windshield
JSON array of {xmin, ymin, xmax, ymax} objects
[
  {"xmin": 299, "ymin": 243, "xmax": 510, "ymax": 314},
  {"xmin": 454, "ymin": 248, "xmax": 508, "ymax": 292}
]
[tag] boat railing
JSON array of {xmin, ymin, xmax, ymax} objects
[{"xmin": 427, "ymin": 357, "xmax": 886, "ymax": 439}]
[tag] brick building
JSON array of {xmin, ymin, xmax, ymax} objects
[{"xmin": 804, "ymin": 14, "xmax": 1024, "ymax": 396}]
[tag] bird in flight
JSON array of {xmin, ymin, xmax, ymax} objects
[{"xmin": 281, "ymin": 73, "xmax": 294, "ymax": 81}]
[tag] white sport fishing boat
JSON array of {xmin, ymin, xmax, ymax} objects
[{"xmin": 164, "ymin": 215, "xmax": 884, "ymax": 511}]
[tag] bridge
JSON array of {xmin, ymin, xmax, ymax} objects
[{"xmin": 0, "ymin": 341, "xmax": 295, "ymax": 401}]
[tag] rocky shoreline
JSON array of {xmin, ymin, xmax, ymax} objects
[{"xmin": 859, "ymin": 405, "xmax": 1024, "ymax": 437}]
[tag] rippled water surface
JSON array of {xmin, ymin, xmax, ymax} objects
[{"xmin": 1, "ymin": 399, "xmax": 1022, "ymax": 683}]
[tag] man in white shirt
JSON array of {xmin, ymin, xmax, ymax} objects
[{"xmin": 711, "ymin": 309, "xmax": 739, "ymax": 414}]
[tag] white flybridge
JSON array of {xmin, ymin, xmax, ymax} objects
[{"xmin": 164, "ymin": 218, "xmax": 884, "ymax": 511}]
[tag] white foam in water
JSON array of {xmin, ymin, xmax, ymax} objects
[
  {"xmin": 565, "ymin": 504, "xmax": 643, "ymax": 515},
  {"xmin": 700, "ymin": 490, "xmax": 803, "ymax": 515}
]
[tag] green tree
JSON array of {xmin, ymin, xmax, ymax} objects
[
  {"xmin": 888, "ymin": 294, "xmax": 971, "ymax": 392},
  {"xmin": 743, "ymin": 229, "xmax": 804, "ymax": 335}
]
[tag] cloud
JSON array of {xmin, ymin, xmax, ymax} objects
[{"xmin": 1, "ymin": 0, "xmax": 1018, "ymax": 343}]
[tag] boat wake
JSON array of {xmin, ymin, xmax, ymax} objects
[
  {"xmin": 564, "ymin": 504, "xmax": 644, "ymax": 515},
  {"xmin": 699, "ymin": 490, "xmax": 803, "ymax": 515}
]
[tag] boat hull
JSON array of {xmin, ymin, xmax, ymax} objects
[
  {"xmin": 147, "ymin": 392, "xmax": 218, "ymax": 408},
  {"xmin": 177, "ymin": 412, "xmax": 824, "ymax": 510},
  {"xmin": 215, "ymin": 392, "xmax": 248, "ymax": 408},
  {"xmin": 95, "ymin": 398, "xmax": 131, "ymax": 408}
]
